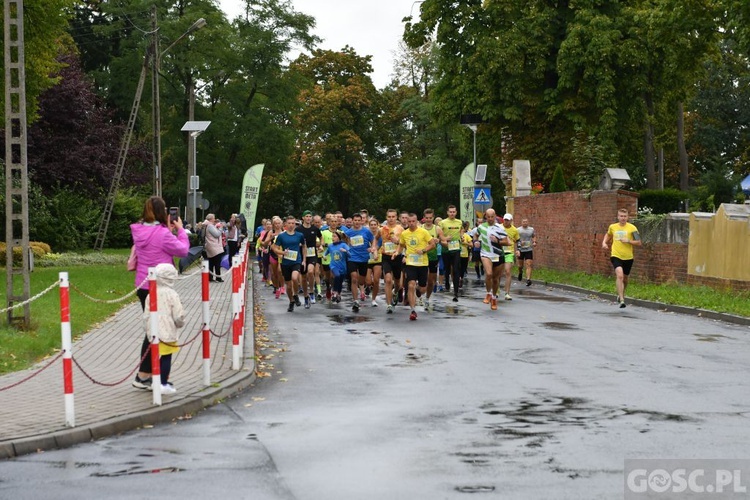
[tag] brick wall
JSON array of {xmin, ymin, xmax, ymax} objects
[{"xmin": 513, "ymin": 190, "xmax": 688, "ymax": 285}]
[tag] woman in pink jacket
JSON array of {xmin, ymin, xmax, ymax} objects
[{"xmin": 130, "ymin": 196, "xmax": 189, "ymax": 390}]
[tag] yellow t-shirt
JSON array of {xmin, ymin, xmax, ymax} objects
[
  {"xmin": 460, "ymin": 233, "xmax": 472, "ymax": 258},
  {"xmin": 608, "ymin": 222, "xmax": 639, "ymax": 260},
  {"xmin": 399, "ymin": 227, "xmax": 432, "ymax": 267},
  {"xmin": 503, "ymin": 224, "xmax": 519, "ymax": 253},
  {"xmin": 439, "ymin": 218, "xmax": 463, "ymax": 251},
  {"xmin": 380, "ymin": 224, "xmax": 403, "ymax": 256}
]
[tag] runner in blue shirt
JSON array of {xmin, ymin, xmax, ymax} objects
[
  {"xmin": 271, "ymin": 215, "xmax": 307, "ymax": 312},
  {"xmin": 341, "ymin": 213, "xmax": 376, "ymax": 312}
]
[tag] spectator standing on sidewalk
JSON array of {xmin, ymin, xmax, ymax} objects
[
  {"xmin": 203, "ymin": 214, "xmax": 225, "ymax": 282},
  {"xmin": 131, "ymin": 196, "xmax": 189, "ymax": 390},
  {"xmin": 143, "ymin": 263, "xmax": 185, "ymax": 395},
  {"xmin": 602, "ymin": 208, "xmax": 642, "ymax": 308}
]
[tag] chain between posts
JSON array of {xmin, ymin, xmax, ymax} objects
[
  {"xmin": 0, "ymin": 279, "xmax": 60, "ymax": 315},
  {"xmin": 0, "ymin": 352, "xmax": 64, "ymax": 392}
]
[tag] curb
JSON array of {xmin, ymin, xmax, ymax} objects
[
  {"xmin": 0, "ymin": 359, "xmax": 257, "ymax": 460},
  {"xmin": 541, "ymin": 281, "xmax": 750, "ymax": 327}
]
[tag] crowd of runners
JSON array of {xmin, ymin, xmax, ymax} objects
[{"xmin": 254, "ymin": 206, "xmax": 539, "ymax": 321}]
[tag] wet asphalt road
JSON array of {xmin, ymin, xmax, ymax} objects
[{"xmin": 1, "ymin": 276, "xmax": 749, "ymax": 499}]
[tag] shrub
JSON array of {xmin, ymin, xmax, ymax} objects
[
  {"xmin": 638, "ymin": 188, "xmax": 689, "ymax": 214},
  {"xmin": 0, "ymin": 241, "xmax": 52, "ymax": 266},
  {"xmin": 550, "ymin": 165, "xmax": 567, "ymax": 192}
]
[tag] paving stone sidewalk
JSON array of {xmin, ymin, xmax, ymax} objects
[{"xmin": 0, "ymin": 265, "xmax": 255, "ymax": 459}]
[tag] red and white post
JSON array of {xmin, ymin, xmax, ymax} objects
[
  {"xmin": 231, "ymin": 256, "xmax": 241, "ymax": 370},
  {"xmin": 148, "ymin": 267, "xmax": 162, "ymax": 406},
  {"xmin": 59, "ymin": 272, "xmax": 75, "ymax": 427},
  {"xmin": 202, "ymin": 260, "xmax": 211, "ymax": 386}
]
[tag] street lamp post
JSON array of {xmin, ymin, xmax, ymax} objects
[
  {"xmin": 181, "ymin": 121, "xmax": 211, "ymax": 227},
  {"xmin": 151, "ymin": 13, "xmax": 207, "ymax": 197}
]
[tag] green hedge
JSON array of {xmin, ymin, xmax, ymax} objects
[{"xmin": 638, "ymin": 189, "xmax": 688, "ymax": 214}]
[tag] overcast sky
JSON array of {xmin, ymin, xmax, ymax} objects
[{"xmin": 219, "ymin": 0, "xmax": 420, "ymax": 88}]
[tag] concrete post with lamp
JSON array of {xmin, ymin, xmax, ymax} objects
[{"xmin": 181, "ymin": 121, "xmax": 211, "ymax": 227}]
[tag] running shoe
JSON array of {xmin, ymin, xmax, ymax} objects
[
  {"xmin": 423, "ymin": 299, "xmax": 429, "ymax": 311},
  {"xmin": 132, "ymin": 376, "xmax": 152, "ymax": 390},
  {"xmin": 409, "ymin": 310, "xmax": 418, "ymax": 321},
  {"xmin": 371, "ymin": 299, "xmax": 378, "ymax": 307},
  {"xmin": 483, "ymin": 293, "xmax": 491, "ymax": 304},
  {"xmin": 453, "ymin": 296, "xmax": 459, "ymax": 303},
  {"xmin": 418, "ymin": 297, "xmax": 424, "ymax": 307},
  {"xmin": 275, "ymin": 288, "xmax": 281, "ymax": 300},
  {"xmin": 310, "ymin": 295, "xmax": 316, "ymax": 305},
  {"xmin": 490, "ymin": 297, "xmax": 498, "ymax": 310},
  {"xmin": 304, "ymin": 296, "xmax": 310, "ymax": 309},
  {"xmin": 526, "ymin": 279, "xmax": 532, "ymax": 287},
  {"xmin": 391, "ymin": 293, "xmax": 399, "ymax": 306},
  {"xmin": 386, "ymin": 305, "xmax": 394, "ymax": 314},
  {"xmin": 294, "ymin": 294, "xmax": 302, "ymax": 307},
  {"xmin": 437, "ymin": 285, "xmax": 444, "ymax": 292},
  {"xmin": 505, "ymin": 293, "xmax": 512, "ymax": 301},
  {"xmin": 518, "ymin": 273, "xmax": 523, "ymax": 281},
  {"xmin": 352, "ymin": 300, "xmax": 360, "ymax": 312},
  {"xmin": 316, "ymin": 293, "xmax": 323, "ymax": 302},
  {"xmin": 287, "ymin": 302, "xmax": 294, "ymax": 312},
  {"xmin": 620, "ymin": 300, "xmax": 626, "ymax": 309}
]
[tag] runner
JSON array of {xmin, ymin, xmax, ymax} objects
[
  {"xmin": 341, "ymin": 213, "xmax": 377, "ymax": 312},
  {"xmin": 261, "ymin": 216, "xmax": 284, "ymax": 299},
  {"xmin": 319, "ymin": 214, "xmax": 336, "ymax": 301},
  {"xmin": 379, "ymin": 209, "xmax": 405, "ymax": 314},
  {"xmin": 296, "ymin": 210, "xmax": 322, "ymax": 309},
  {"xmin": 395, "ymin": 213, "xmax": 436, "ymax": 321},
  {"xmin": 439, "ymin": 205, "xmax": 463, "ymax": 302},
  {"xmin": 323, "ymin": 230, "xmax": 349, "ymax": 303},
  {"xmin": 421, "ymin": 208, "xmax": 443, "ymax": 310},
  {"xmin": 313, "ymin": 214, "xmax": 326, "ymax": 300},
  {"xmin": 468, "ymin": 209, "xmax": 510, "ymax": 311},
  {"xmin": 366, "ymin": 217, "xmax": 383, "ymax": 307},
  {"xmin": 601, "ymin": 208, "xmax": 642, "ymax": 307},
  {"xmin": 271, "ymin": 215, "xmax": 307, "ymax": 312},
  {"xmin": 501, "ymin": 213, "xmax": 519, "ymax": 301},
  {"xmin": 516, "ymin": 218, "xmax": 536, "ymax": 286},
  {"xmin": 459, "ymin": 221, "xmax": 473, "ymax": 289}
]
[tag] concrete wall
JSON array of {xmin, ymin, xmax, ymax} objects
[{"xmin": 688, "ymin": 204, "xmax": 750, "ymax": 283}]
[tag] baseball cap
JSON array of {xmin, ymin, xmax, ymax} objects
[
  {"xmin": 503, "ymin": 213, "xmax": 513, "ymax": 220},
  {"xmin": 302, "ymin": 210, "xmax": 313, "ymax": 217}
]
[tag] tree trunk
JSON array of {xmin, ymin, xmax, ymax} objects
[
  {"xmin": 677, "ymin": 101, "xmax": 689, "ymax": 191},
  {"xmin": 643, "ymin": 93, "xmax": 657, "ymax": 189}
]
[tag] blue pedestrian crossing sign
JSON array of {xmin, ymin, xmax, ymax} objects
[{"xmin": 474, "ymin": 187, "xmax": 491, "ymax": 204}]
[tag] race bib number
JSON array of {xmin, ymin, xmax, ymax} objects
[
  {"xmin": 408, "ymin": 254, "xmax": 422, "ymax": 265},
  {"xmin": 448, "ymin": 241, "xmax": 460, "ymax": 251},
  {"xmin": 489, "ymin": 254, "xmax": 500, "ymax": 263},
  {"xmin": 350, "ymin": 235, "xmax": 364, "ymax": 247},
  {"xmin": 520, "ymin": 241, "xmax": 531, "ymax": 250},
  {"xmin": 383, "ymin": 241, "xmax": 396, "ymax": 254},
  {"xmin": 307, "ymin": 247, "xmax": 316, "ymax": 257},
  {"xmin": 284, "ymin": 249, "xmax": 298, "ymax": 261},
  {"xmin": 614, "ymin": 230, "xmax": 626, "ymax": 241}
]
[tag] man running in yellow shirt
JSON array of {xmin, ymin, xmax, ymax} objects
[
  {"xmin": 601, "ymin": 208, "xmax": 642, "ymax": 308},
  {"xmin": 396, "ymin": 213, "xmax": 436, "ymax": 321}
]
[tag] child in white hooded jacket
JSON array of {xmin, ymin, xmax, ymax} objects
[{"xmin": 143, "ymin": 263, "xmax": 185, "ymax": 394}]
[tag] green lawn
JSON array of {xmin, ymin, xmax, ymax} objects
[
  {"xmin": 534, "ymin": 268, "xmax": 750, "ymax": 317},
  {"xmin": 0, "ymin": 249, "xmax": 136, "ymax": 374}
]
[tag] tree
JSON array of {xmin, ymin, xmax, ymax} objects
[
  {"xmin": 404, "ymin": 0, "xmax": 720, "ymax": 190},
  {"xmin": 550, "ymin": 164, "xmax": 567, "ymax": 193},
  {"xmin": 0, "ymin": 0, "xmax": 75, "ymax": 120},
  {"xmin": 284, "ymin": 47, "xmax": 381, "ymax": 215},
  {"xmin": 26, "ymin": 52, "xmax": 149, "ymax": 197}
]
